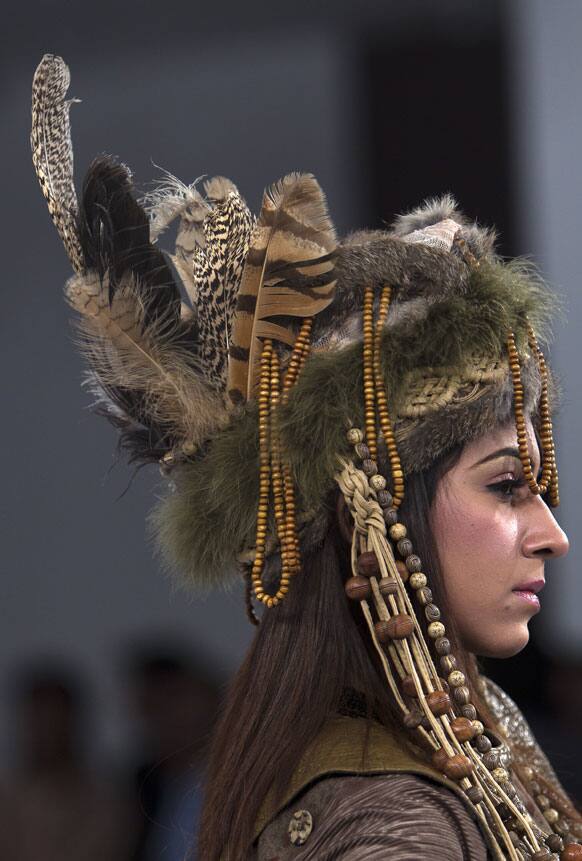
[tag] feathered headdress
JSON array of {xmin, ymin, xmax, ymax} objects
[{"xmin": 32, "ymin": 55, "xmax": 581, "ymax": 861}]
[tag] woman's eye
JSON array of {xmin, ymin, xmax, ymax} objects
[{"xmin": 487, "ymin": 478, "xmax": 527, "ymax": 499}]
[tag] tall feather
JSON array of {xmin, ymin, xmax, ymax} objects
[
  {"xmin": 31, "ymin": 54, "xmax": 84, "ymax": 273},
  {"xmin": 227, "ymin": 173, "xmax": 337, "ymax": 404}
]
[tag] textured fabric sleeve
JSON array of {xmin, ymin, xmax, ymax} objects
[{"xmin": 255, "ymin": 773, "xmax": 489, "ymax": 860}]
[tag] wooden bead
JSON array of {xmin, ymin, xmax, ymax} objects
[
  {"xmin": 409, "ymin": 572, "xmax": 427, "ymax": 590},
  {"xmin": 450, "ymin": 716, "xmax": 475, "ymax": 743},
  {"xmin": 443, "ymin": 754, "xmax": 474, "ymax": 780},
  {"xmin": 354, "ymin": 442, "xmax": 370, "ymax": 460},
  {"xmin": 453, "ymin": 685, "xmax": 471, "ymax": 705},
  {"xmin": 405, "ymin": 554, "xmax": 422, "ymax": 573},
  {"xmin": 403, "ymin": 709, "xmax": 423, "ymax": 728},
  {"xmin": 435, "ymin": 636, "xmax": 451, "ymax": 655},
  {"xmin": 531, "ymin": 850, "xmax": 552, "ymax": 861},
  {"xmin": 432, "ymin": 748, "xmax": 449, "ymax": 772},
  {"xmin": 425, "ymin": 604, "xmax": 441, "ymax": 622},
  {"xmin": 476, "ymin": 734, "xmax": 492, "ymax": 753},
  {"xmin": 482, "ymin": 750, "xmax": 500, "ymax": 770},
  {"xmin": 389, "ymin": 523, "xmax": 407, "ymax": 541},
  {"xmin": 362, "ymin": 459, "xmax": 378, "ymax": 476},
  {"xmin": 382, "ymin": 614, "xmax": 414, "ymax": 639},
  {"xmin": 379, "ymin": 577, "xmax": 398, "ymax": 596},
  {"xmin": 416, "ymin": 586, "xmax": 433, "ymax": 606},
  {"xmin": 440, "ymin": 655, "xmax": 457, "ymax": 673},
  {"xmin": 561, "ymin": 846, "xmax": 582, "ymax": 861},
  {"xmin": 472, "ymin": 720, "xmax": 484, "ymax": 736},
  {"xmin": 466, "ymin": 786, "xmax": 484, "ymax": 804},
  {"xmin": 537, "ymin": 794, "xmax": 550, "ymax": 810},
  {"xmin": 383, "ymin": 508, "xmax": 399, "ymax": 526},
  {"xmin": 395, "ymin": 560, "xmax": 409, "ymax": 582},
  {"xmin": 347, "ymin": 428, "xmax": 364, "ymax": 444},
  {"xmin": 448, "ymin": 670, "xmax": 466, "ymax": 688},
  {"xmin": 369, "ymin": 473, "xmax": 386, "ymax": 491},
  {"xmin": 546, "ymin": 835, "xmax": 564, "ymax": 853},
  {"xmin": 426, "ymin": 690, "xmax": 452, "ymax": 716},
  {"xmin": 543, "ymin": 808, "xmax": 560, "ymax": 825},
  {"xmin": 397, "ymin": 537, "xmax": 413, "ymax": 557},
  {"xmin": 345, "ymin": 576, "xmax": 371, "ymax": 601},
  {"xmin": 376, "ymin": 489, "xmax": 393, "ymax": 508},
  {"xmin": 492, "ymin": 767, "xmax": 509, "ymax": 783},
  {"xmin": 357, "ymin": 551, "xmax": 380, "ymax": 577},
  {"xmin": 428, "ymin": 621, "xmax": 446, "ymax": 639},
  {"xmin": 401, "ymin": 676, "xmax": 418, "ymax": 697},
  {"xmin": 461, "ymin": 704, "xmax": 477, "ymax": 720}
]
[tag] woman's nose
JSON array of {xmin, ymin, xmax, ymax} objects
[{"xmin": 521, "ymin": 496, "xmax": 570, "ymax": 559}]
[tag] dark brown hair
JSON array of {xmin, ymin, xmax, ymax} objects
[{"xmin": 197, "ymin": 447, "xmax": 495, "ymax": 860}]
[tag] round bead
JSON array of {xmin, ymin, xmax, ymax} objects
[
  {"xmin": 531, "ymin": 849, "xmax": 552, "ymax": 860},
  {"xmin": 389, "ymin": 523, "xmax": 407, "ymax": 541},
  {"xmin": 555, "ymin": 822, "xmax": 571, "ymax": 837},
  {"xmin": 466, "ymin": 786, "xmax": 484, "ymax": 804},
  {"xmin": 416, "ymin": 586, "xmax": 433, "ymax": 606},
  {"xmin": 435, "ymin": 636, "xmax": 451, "ymax": 655},
  {"xmin": 546, "ymin": 835, "xmax": 564, "ymax": 853},
  {"xmin": 543, "ymin": 808, "xmax": 560, "ymax": 825},
  {"xmin": 377, "ymin": 489, "xmax": 393, "ymax": 508},
  {"xmin": 397, "ymin": 537, "xmax": 413, "ymax": 557},
  {"xmin": 443, "ymin": 754, "xmax": 474, "ymax": 780},
  {"xmin": 426, "ymin": 690, "xmax": 452, "ymax": 716},
  {"xmin": 379, "ymin": 578, "xmax": 398, "ymax": 596},
  {"xmin": 440, "ymin": 655, "xmax": 457, "ymax": 673},
  {"xmin": 491, "ymin": 767, "xmax": 509, "ymax": 783},
  {"xmin": 450, "ymin": 716, "xmax": 475, "ymax": 743},
  {"xmin": 403, "ymin": 709, "xmax": 423, "ymax": 728},
  {"xmin": 345, "ymin": 576, "xmax": 371, "ymax": 601},
  {"xmin": 482, "ymin": 750, "xmax": 500, "ymax": 770},
  {"xmin": 357, "ymin": 551, "xmax": 380, "ymax": 577},
  {"xmin": 347, "ymin": 428, "xmax": 364, "ymax": 444},
  {"xmin": 405, "ymin": 554, "xmax": 423, "ymax": 573},
  {"xmin": 395, "ymin": 560, "xmax": 409, "ymax": 583},
  {"xmin": 472, "ymin": 720, "xmax": 484, "ymax": 736},
  {"xmin": 409, "ymin": 572, "xmax": 427, "ymax": 591},
  {"xmin": 448, "ymin": 670, "xmax": 466, "ymax": 688},
  {"xmin": 522, "ymin": 766, "xmax": 535, "ymax": 781},
  {"xmin": 461, "ymin": 704, "xmax": 477, "ymax": 720},
  {"xmin": 497, "ymin": 802, "xmax": 513, "ymax": 822},
  {"xmin": 428, "ymin": 621, "xmax": 446, "ymax": 639},
  {"xmin": 354, "ymin": 442, "xmax": 370, "ymax": 460},
  {"xmin": 561, "ymin": 845, "xmax": 582, "ymax": 860},
  {"xmin": 370, "ymin": 473, "xmax": 386, "ymax": 491},
  {"xmin": 383, "ymin": 614, "xmax": 415, "ymax": 639},
  {"xmin": 537, "ymin": 794, "xmax": 550, "ymax": 810},
  {"xmin": 476, "ymin": 734, "xmax": 492, "ymax": 753},
  {"xmin": 383, "ymin": 508, "xmax": 399, "ymax": 526},
  {"xmin": 362, "ymin": 459, "xmax": 378, "ymax": 476},
  {"xmin": 425, "ymin": 604, "xmax": 441, "ymax": 622},
  {"xmin": 453, "ymin": 685, "xmax": 471, "ymax": 705},
  {"xmin": 432, "ymin": 748, "xmax": 449, "ymax": 772},
  {"xmin": 401, "ymin": 676, "xmax": 418, "ymax": 697}
]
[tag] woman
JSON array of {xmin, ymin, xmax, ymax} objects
[{"xmin": 32, "ymin": 54, "xmax": 582, "ymax": 860}]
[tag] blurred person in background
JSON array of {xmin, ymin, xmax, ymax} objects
[
  {"xmin": 127, "ymin": 648, "xmax": 221, "ymax": 861},
  {"xmin": 3, "ymin": 666, "xmax": 134, "ymax": 861}
]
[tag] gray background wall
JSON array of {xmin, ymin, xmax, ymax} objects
[{"xmin": 2, "ymin": 0, "xmax": 580, "ymax": 771}]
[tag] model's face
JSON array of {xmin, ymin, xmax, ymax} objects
[{"xmin": 431, "ymin": 420, "xmax": 569, "ymax": 659}]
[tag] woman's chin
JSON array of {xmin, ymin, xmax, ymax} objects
[{"xmin": 469, "ymin": 625, "xmax": 530, "ymax": 660}]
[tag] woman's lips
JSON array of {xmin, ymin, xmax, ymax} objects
[{"xmin": 511, "ymin": 581, "xmax": 544, "ymax": 609}]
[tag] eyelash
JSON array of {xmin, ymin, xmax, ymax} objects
[{"xmin": 487, "ymin": 477, "xmax": 528, "ymax": 500}]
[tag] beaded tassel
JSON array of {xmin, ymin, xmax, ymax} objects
[
  {"xmin": 507, "ymin": 329, "xmax": 559, "ymax": 506},
  {"xmin": 250, "ymin": 320, "xmax": 312, "ymax": 610}
]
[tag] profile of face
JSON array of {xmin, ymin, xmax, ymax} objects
[{"xmin": 431, "ymin": 419, "xmax": 569, "ymax": 659}]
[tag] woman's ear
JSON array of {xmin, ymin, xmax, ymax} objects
[{"xmin": 335, "ymin": 492, "xmax": 354, "ymax": 545}]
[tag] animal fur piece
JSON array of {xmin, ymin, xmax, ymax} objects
[
  {"xmin": 227, "ymin": 173, "xmax": 337, "ymax": 404},
  {"xmin": 31, "ymin": 54, "xmax": 84, "ymax": 273}
]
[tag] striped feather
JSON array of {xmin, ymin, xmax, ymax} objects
[{"xmin": 227, "ymin": 173, "xmax": 337, "ymax": 404}]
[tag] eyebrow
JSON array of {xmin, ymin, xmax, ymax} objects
[{"xmin": 471, "ymin": 447, "xmax": 522, "ymax": 468}]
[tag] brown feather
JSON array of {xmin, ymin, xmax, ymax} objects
[
  {"xmin": 227, "ymin": 173, "xmax": 337, "ymax": 403},
  {"xmin": 31, "ymin": 54, "xmax": 84, "ymax": 273},
  {"xmin": 66, "ymin": 271, "xmax": 228, "ymax": 450}
]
